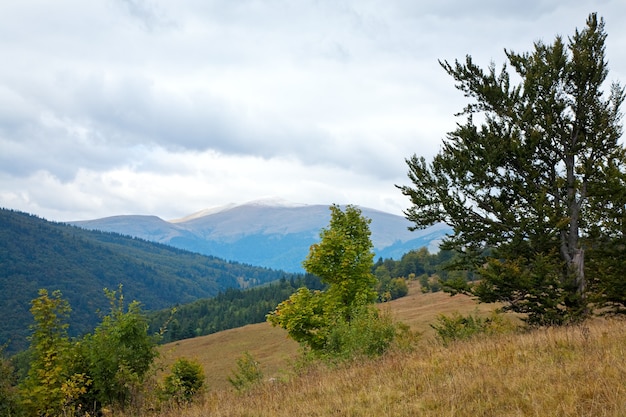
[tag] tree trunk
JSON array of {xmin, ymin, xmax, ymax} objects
[
  {"xmin": 564, "ymin": 128, "xmax": 587, "ymax": 307},
  {"xmin": 572, "ymin": 248, "xmax": 585, "ymax": 298}
]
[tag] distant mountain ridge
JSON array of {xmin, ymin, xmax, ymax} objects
[
  {"xmin": 71, "ymin": 199, "xmax": 450, "ymax": 272},
  {"xmin": 0, "ymin": 208, "xmax": 297, "ymax": 353}
]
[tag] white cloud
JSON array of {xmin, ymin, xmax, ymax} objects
[{"xmin": 1, "ymin": 0, "xmax": 625, "ymax": 222}]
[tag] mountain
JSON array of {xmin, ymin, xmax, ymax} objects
[
  {"xmin": 0, "ymin": 208, "xmax": 297, "ymax": 353},
  {"xmin": 71, "ymin": 199, "xmax": 451, "ymax": 272}
]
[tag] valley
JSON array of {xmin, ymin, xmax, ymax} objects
[{"xmin": 70, "ymin": 200, "xmax": 450, "ymax": 272}]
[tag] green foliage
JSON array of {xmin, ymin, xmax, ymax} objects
[
  {"xmin": 374, "ymin": 264, "xmax": 409, "ymax": 301},
  {"xmin": 398, "ymin": 14, "xmax": 626, "ymax": 325},
  {"xmin": 475, "ymin": 252, "xmax": 578, "ymax": 326},
  {"xmin": 80, "ymin": 286, "xmax": 159, "ymax": 409},
  {"xmin": 11, "ymin": 288, "xmax": 161, "ymax": 416},
  {"xmin": 431, "ymin": 311, "xmax": 515, "ymax": 346},
  {"xmin": 147, "ymin": 247, "xmax": 462, "ymax": 346},
  {"xmin": 228, "ymin": 352, "xmax": 263, "ymax": 392},
  {"xmin": 587, "ymin": 236, "xmax": 626, "ymax": 314},
  {"xmin": 268, "ymin": 287, "xmax": 329, "ymax": 351},
  {"xmin": 269, "ymin": 205, "xmax": 399, "ymax": 360},
  {"xmin": 163, "ymin": 358, "xmax": 205, "ymax": 403},
  {"xmin": 373, "ymin": 248, "xmax": 462, "ymax": 296},
  {"xmin": 418, "ymin": 274, "xmax": 441, "ymax": 293},
  {"xmin": 19, "ymin": 290, "xmax": 90, "ymax": 417},
  {"xmin": 0, "ymin": 208, "xmax": 297, "ymax": 354},
  {"xmin": 377, "ymin": 276, "xmax": 409, "ymax": 302},
  {"xmin": 149, "ymin": 274, "xmax": 323, "ymax": 344},
  {"xmin": 325, "ymin": 307, "xmax": 398, "ymax": 361},
  {"xmin": 585, "ymin": 158, "xmax": 626, "ymax": 314},
  {"xmin": 303, "ymin": 205, "xmax": 378, "ymax": 314},
  {"xmin": 374, "ymin": 247, "xmax": 434, "ymax": 278},
  {"xmin": 0, "ymin": 346, "xmax": 20, "ymax": 417}
]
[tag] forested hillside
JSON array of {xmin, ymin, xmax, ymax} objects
[
  {"xmin": 148, "ymin": 274, "xmax": 324, "ymax": 343},
  {"xmin": 148, "ymin": 247, "xmax": 455, "ymax": 345},
  {"xmin": 0, "ymin": 209, "xmax": 298, "ymax": 353}
]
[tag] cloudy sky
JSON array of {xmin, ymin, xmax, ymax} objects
[{"xmin": 1, "ymin": 1, "xmax": 625, "ymax": 221}]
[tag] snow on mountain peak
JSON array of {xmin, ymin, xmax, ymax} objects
[
  {"xmin": 241, "ymin": 197, "xmax": 307, "ymax": 208},
  {"xmin": 169, "ymin": 203, "xmax": 237, "ymax": 223},
  {"xmin": 169, "ymin": 198, "xmax": 308, "ymax": 223}
]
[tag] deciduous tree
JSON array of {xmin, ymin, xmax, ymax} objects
[
  {"xmin": 20, "ymin": 290, "xmax": 89, "ymax": 416},
  {"xmin": 302, "ymin": 204, "xmax": 378, "ymax": 318},
  {"xmin": 81, "ymin": 286, "xmax": 158, "ymax": 409},
  {"xmin": 0, "ymin": 346, "xmax": 19, "ymax": 417},
  {"xmin": 268, "ymin": 205, "xmax": 394, "ymax": 357}
]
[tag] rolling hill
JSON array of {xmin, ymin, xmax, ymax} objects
[
  {"xmin": 71, "ymin": 199, "xmax": 451, "ymax": 272},
  {"xmin": 158, "ymin": 281, "xmax": 499, "ymax": 391},
  {"xmin": 151, "ymin": 284, "xmax": 624, "ymax": 417},
  {"xmin": 0, "ymin": 208, "xmax": 298, "ymax": 353}
]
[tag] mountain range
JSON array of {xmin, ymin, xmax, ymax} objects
[
  {"xmin": 0, "ymin": 208, "xmax": 297, "ymax": 353},
  {"xmin": 71, "ymin": 199, "xmax": 451, "ymax": 272}
]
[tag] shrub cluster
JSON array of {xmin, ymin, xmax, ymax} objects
[
  {"xmin": 431, "ymin": 311, "xmax": 515, "ymax": 346},
  {"xmin": 8, "ymin": 288, "xmax": 205, "ymax": 416}
]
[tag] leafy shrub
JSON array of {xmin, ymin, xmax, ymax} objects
[
  {"xmin": 228, "ymin": 352, "xmax": 263, "ymax": 392},
  {"xmin": 163, "ymin": 358, "xmax": 205, "ymax": 403},
  {"xmin": 324, "ymin": 307, "xmax": 398, "ymax": 361},
  {"xmin": 418, "ymin": 274, "xmax": 442, "ymax": 293},
  {"xmin": 18, "ymin": 289, "xmax": 89, "ymax": 417},
  {"xmin": 80, "ymin": 286, "xmax": 159, "ymax": 409},
  {"xmin": 431, "ymin": 311, "xmax": 515, "ymax": 346}
]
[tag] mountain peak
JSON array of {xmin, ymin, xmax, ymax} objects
[
  {"xmin": 171, "ymin": 198, "xmax": 309, "ymax": 223},
  {"xmin": 71, "ymin": 202, "xmax": 450, "ymax": 272},
  {"xmin": 170, "ymin": 204, "xmax": 238, "ymax": 223},
  {"xmin": 241, "ymin": 197, "xmax": 308, "ymax": 208}
]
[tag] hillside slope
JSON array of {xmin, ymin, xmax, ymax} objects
[
  {"xmin": 154, "ymin": 285, "xmax": 625, "ymax": 416},
  {"xmin": 0, "ymin": 209, "xmax": 296, "ymax": 353},
  {"xmin": 159, "ymin": 282, "xmax": 497, "ymax": 390},
  {"xmin": 72, "ymin": 200, "xmax": 451, "ymax": 272}
]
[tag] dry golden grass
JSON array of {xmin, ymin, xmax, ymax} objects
[
  {"xmin": 158, "ymin": 322, "xmax": 300, "ymax": 391},
  {"xmin": 138, "ymin": 283, "xmax": 626, "ymax": 416},
  {"xmin": 152, "ymin": 317, "xmax": 626, "ymax": 417},
  {"xmin": 156, "ymin": 281, "xmax": 493, "ymax": 390},
  {"xmin": 383, "ymin": 281, "xmax": 500, "ymax": 336}
]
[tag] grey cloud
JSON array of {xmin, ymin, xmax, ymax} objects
[
  {"xmin": 69, "ymin": 76, "xmax": 307, "ymax": 156},
  {"xmin": 414, "ymin": 0, "xmax": 560, "ymax": 20},
  {"xmin": 1, "ymin": 67, "xmax": 343, "ymax": 180},
  {"xmin": 115, "ymin": 0, "xmax": 178, "ymax": 31},
  {"xmin": 0, "ymin": 117, "xmax": 130, "ymax": 182},
  {"xmin": 1, "ymin": 0, "xmax": 625, "ymax": 222}
]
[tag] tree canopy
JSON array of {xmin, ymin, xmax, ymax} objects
[
  {"xmin": 398, "ymin": 13, "xmax": 625, "ymax": 325},
  {"xmin": 268, "ymin": 205, "xmax": 395, "ymax": 358},
  {"xmin": 302, "ymin": 204, "xmax": 378, "ymax": 317}
]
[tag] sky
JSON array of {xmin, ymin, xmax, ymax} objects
[{"xmin": 1, "ymin": 1, "xmax": 625, "ymax": 222}]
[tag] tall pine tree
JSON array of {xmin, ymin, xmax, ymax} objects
[{"xmin": 398, "ymin": 14, "xmax": 625, "ymax": 325}]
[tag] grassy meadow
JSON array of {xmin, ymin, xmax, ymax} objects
[{"xmin": 143, "ymin": 282, "xmax": 626, "ymax": 416}]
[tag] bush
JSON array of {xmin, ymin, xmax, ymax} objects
[
  {"xmin": 268, "ymin": 206, "xmax": 401, "ymax": 362},
  {"xmin": 163, "ymin": 358, "xmax": 204, "ymax": 403},
  {"xmin": 418, "ymin": 274, "xmax": 442, "ymax": 293},
  {"xmin": 324, "ymin": 307, "xmax": 398, "ymax": 361},
  {"xmin": 431, "ymin": 311, "xmax": 514, "ymax": 346},
  {"xmin": 228, "ymin": 352, "xmax": 263, "ymax": 392},
  {"xmin": 81, "ymin": 287, "xmax": 159, "ymax": 410}
]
